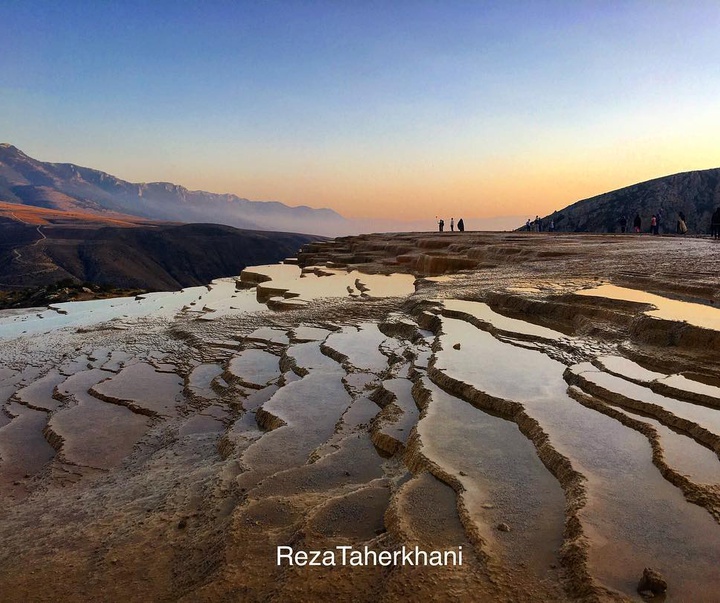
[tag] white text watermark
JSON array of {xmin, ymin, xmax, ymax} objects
[{"xmin": 277, "ymin": 545, "xmax": 463, "ymax": 567}]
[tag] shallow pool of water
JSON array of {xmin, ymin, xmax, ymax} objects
[
  {"xmin": 442, "ymin": 299, "xmax": 565, "ymax": 341},
  {"xmin": 417, "ymin": 376, "xmax": 565, "ymax": 573},
  {"xmin": 227, "ymin": 350, "xmax": 281, "ymax": 388},
  {"xmin": 324, "ymin": 324, "xmax": 389, "ymax": 372},
  {"xmin": 434, "ymin": 315, "xmax": 720, "ymax": 599},
  {"xmin": 570, "ymin": 363, "xmax": 720, "ymax": 438},
  {"xmin": 91, "ymin": 363, "xmax": 183, "ymax": 417},
  {"xmin": 576, "ymin": 284, "xmax": 720, "ymax": 331}
]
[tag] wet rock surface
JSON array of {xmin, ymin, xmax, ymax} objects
[{"xmin": 0, "ymin": 232, "xmax": 719, "ymax": 602}]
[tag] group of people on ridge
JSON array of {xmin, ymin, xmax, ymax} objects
[
  {"xmin": 620, "ymin": 208, "xmax": 720, "ymax": 236},
  {"xmin": 439, "ymin": 207, "xmax": 720, "ymax": 236},
  {"xmin": 525, "ymin": 216, "xmax": 555, "ymax": 232},
  {"xmin": 621, "ymin": 210, "xmax": 690, "ymax": 235},
  {"xmin": 438, "ymin": 217, "xmax": 464, "ymax": 232}
]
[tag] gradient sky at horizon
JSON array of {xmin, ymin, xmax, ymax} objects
[{"xmin": 2, "ymin": 1, "xmax": 720, "ymax": 220}]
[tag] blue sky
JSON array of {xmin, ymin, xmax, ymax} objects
[{"xmin": 2, "ymin": 1, "xmax": 720, "ymax": 219}]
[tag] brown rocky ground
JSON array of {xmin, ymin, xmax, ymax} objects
[{"xmin": 0, "ymin": 231, "xmax": 719, "ymax": 602}]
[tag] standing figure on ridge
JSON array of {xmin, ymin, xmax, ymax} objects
[
  {"xmin": 633, "ymin": 213, "xmax": 642, "ymax": 233},
  {"xmin": 711, "ymin": 208, "xmax": 720, "ymax": 239},
  {"xmin": 677, "ymin": 211, "xmax": 688, "ymax": 235},
  {"xmin": 651, "ymin": 215, "xmax": 658, "ymax": 235},
  {"xmin": 619, "ymin": 215, "xmax": 627, "ymax": 233},
  {"xmin": 450, "ymin": 218, "xmax": 454, "ymax": 232},
  {"xmin": 438, "ymin": 218, "xmax": 444, "ymax": 232},
  {"xmin": 457, "ymin": 218, "xmax": 465, "ymax": 232}
]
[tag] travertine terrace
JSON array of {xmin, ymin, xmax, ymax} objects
[{"xmin": 1, "ymin": 231, "xmax": 720, "ymax": 602}]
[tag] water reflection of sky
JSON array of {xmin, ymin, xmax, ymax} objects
[
  {"xmin": 0, "ymin": 264, "xmax": 416, "ymax": 340},
  {"xmin": 576, "ymin": 284, "xmax": 720, "ymax": 331},
  {"xmin": 250, "ymin": 264, "xmax": 415, "ymax": 301}
]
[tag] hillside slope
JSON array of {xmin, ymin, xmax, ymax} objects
[
  {"xmin": 543, "ymin": 168, "xmax": 720, "ymax": 234},
  {"xmin": 0, "ymin": 210, "xmax": 321, "ymax": 291}
]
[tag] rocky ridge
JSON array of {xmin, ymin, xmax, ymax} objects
[{"xmin": 535, "ymin": 168, "xmax": 720, "ymax": 234}]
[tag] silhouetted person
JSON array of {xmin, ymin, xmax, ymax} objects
[
  {"xmin": 711, "ymin": 208, "xmax": 720, "ymax": 239},
  {"xmin": 457, "ymin": 218, "xmax": 464, "ymax": 232},
  {"xmin": 619, "ymin": 215, "xmax": 627, "ymax": 233},
  {"xmin": 525, "ymin": 219, "xmax": 532, "ymax": 231},
  {"xmin": 633, "ymin": 213, "xmax": 642, "ymax": 233},
  {"xmin": 438, "ymin": 219, "xmax": 444, "ymax": 232},
  {"xmin": 677, "ymin": 211, "xmax": 687, "ymax": 235},
  {"xmin": 450, "ymin": 218, "xmax": 454, "ymax": 232},
  {"xmin": 651, "ymin": 215, "xmax": 658, "ymax": 235}
]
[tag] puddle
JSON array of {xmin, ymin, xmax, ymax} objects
[
  {"xmin": 576, "ymin": 285, "xmax": 720, "ymax": 331},
  {"xmin": 187, "ymin": 363, "xmax": 223, "ymax": 400},
  {"xmin": 324, "ymin": 323, "xmax": 389, "ymax": 372},
  {"xmin": 291, "ymin": 326, "xmax": 333, "ymax": 342},
  {"xmin": 0, "ymin": 280, "xmax": 252, "ymax": 340},
  {"xmin": 375, "ymin": 378, "xmax": 418, "ymax": 448},
  {"xmin": 594, "ymin": 355, "xmax": 666, "ymax": 383},
  {"xmin": 190, "ymin": 281, "xmax": 264, "ymax": 318},
  {"xmin": 0, "ymin": 263, "xmax": 414, "ymax": 342},
  {"xmin": 416, "ymin": 376, "xmax": 565, "ymax": 573},
  {"xmin": 340, "ymin": 396, "xmax": 380, "ymax": 428},
  {"xmin": 91, "ymin": 363, "xmax": 183, "ymax": 417},
  {"xmin": 246, "ymin": 328, "xmax": 290, "ymax": 345},
  {"xmin": 442, "ymin": 299, "xmax": 565, "ymax": 341},
  {"xmin": 609, "ymin": 404, "xmax": 720, "ymax": 485},
  {"xmin": 227, "ymin": 350, "xmax": 281, "ymax": 389},
  {"xmin": 238, "ymin": 342, "xmax": 350, "ymax": 480},
  {"xmin": 659, "ymin": 374, "xmax": 720, "ymax": 405},
  {"xmin": 14, "ymin": 370, "xmax": 65, "ymax": 412},
  {"xmin": 0, "ymin": 292, "xmax": 192, "ymax": 340},
  {"xmin": 285, "ymin": 341, "xmax": 339, "ymax": 373},
  {"xmin": 435, "ymin": 315, "xmax": 720, "ymax": 599},
  {"xmin": 343, "ymin": 373, "xmax": 378, "ymax": 394},
  {"xmin": 188, "ymin": 363, "xmax": 223, "ymax": 400},
  {"xmin": 569, "ymin": 364, "xmax": 720, "ymax": 438},
  {"xmin": 59, "ymin": 354, "xmax": 93, "ymax": 376},
  {"xmin": 240, "ymin": 264, "xmax": 415, "ymax": 302},
  {"xmin": 50, "ymin": 369, "xmax": 150, "ymax": 469},
  {"xmin": 0, "ymin": 402, "xmax": 55, "ymax": 494},
  {"xmin": 222, "ymin": 385, "xmax": 280, "ymax": 447}
]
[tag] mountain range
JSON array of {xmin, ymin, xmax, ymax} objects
[
  {"xmin": 0, "ymin": 144, "xmax": 327, "ymax": 296},
  {"xmin": 0, "ymin": 143, "xmax": 347, "ymax": 236},
  {"xmin": 541, "ymin": 168, "xmax": 720, "ymax": 234}
]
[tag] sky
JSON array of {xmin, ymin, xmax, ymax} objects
[{"xmin": 2, "ymin": 1, "xmax": 720, "ymax": 222}]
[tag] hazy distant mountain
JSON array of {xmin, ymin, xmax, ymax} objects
[
  {"xmin": 0, "ymin": 143, "xmax": 348, "ymax": 236},
  {"xmin": 540, "ymin": 168, "xmax": 720, "ymax": 234}
]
